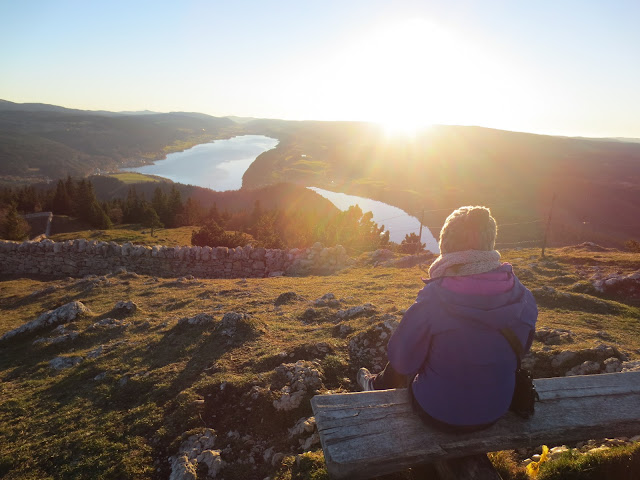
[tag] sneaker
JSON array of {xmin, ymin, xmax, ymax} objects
[{"xmin": 357, "ymin": 367, "xmax": 375, "ymax": 391}]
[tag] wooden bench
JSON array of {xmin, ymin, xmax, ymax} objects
[{"xmin": 311, "ymin": 371, "xmax": 640, "ymax": 479}]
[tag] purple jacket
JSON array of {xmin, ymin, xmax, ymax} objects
[{"xmin": 387, "ymin": 264, "xmax": 538, "ymax": 426}]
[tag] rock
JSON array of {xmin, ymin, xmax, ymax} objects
[
  {"xmin": 549, "ymin": 445, "xmax": 569, "ymax": 458},
  {"xmin": 274, "ymin": 292, "xmax": 299, "ymax": 306},
  {"xmin": 218, "ymin": 312, "xmax": 260, "ymax": 337},
  {"xmin": 551, "ymin": 350, "xmax": 578, "ymax": 368},
  {"xmin": 300, "ymin": 432, "xmax": 320, "ymax": 451},
  {"xmin": 333, "ymin": 323, "xmax": 354, "ymax": 338},
  {"xmin": 89, "ymin": 318, "xmax": 128, "ymax": 330},
  {"xmin": 566, "ymin": 360, "xmax": 601, "ymax": 376},
  {"xmin": 313, "ymin": 293, "xmax": 341, "ymax": 308},
  {"xmin": 593, "ymin": 270, "xmax": 640, "ymax": 297},
  {"xmin": 262, "ymin": 447, "xmax": 275, "ymax": 464},
  {"xmin": 1, "ymin": 301, "xmax": 90, "ymax": 343},
  {"xmin": 273, "ymin": 388, "xmax": 307, "ymax": 411},
  {"xmin": 197, "ymin": 450, "xmax": 223, "ymax": 478},
  {"xmin": 300, "ymin": 308, "xmax": 321, "ymax": 322},
  {"xmin": 604, "ymin": 357, "xmax": 622, "ymax": 373},
  {"xmin": 50, "ymin": 356, "xmax": 83, "ymax": 370},
  {"xmin": 178, "ymin": 313, "xmax": 215, "ymax": 326},
  {"xmin": 289, "ymin": 417, "xmax": 316, "ymax": 438},
  {"xmin": 273, "ymin": 361, "xmax": 324, "ymax": 411},
  {"xmin": 587, "ymin": 445, "xmax": 610, "ymax": 454},
  {"xmin": 271, "ymin": 452, "xmax": 285, "ymax": 467},
  {"xmin": 536, "ymin": 327, "xmax": 574, "ymax": 345},
  {"xmin": 621, "ymin": 360, "xmax": 640, "ymax": 372},
  {"xmin": 169, "ymin": 454, "xmax": 197, "ymax": 480},
  {"xmin": 169, "ymin": 429, "xmax": 220, "ymax": 480},
  {"xmin": 348, "ymin": 320, "xmax": 399, "ymax": 369},
  {"xmin": 113, "ymin": 301, "xmax": 137, "ymax": 316},
  {"xmin": 336, "ymin": 303, "xmax": 377, "ymax": 320},
  {"xmin": 33, "ymin": 329, "xmax": 79, "ymax": 346}
]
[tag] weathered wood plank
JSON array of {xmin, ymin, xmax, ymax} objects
[{"xmin": 311, "ymin": 371, "xmax": 640, "ymax": 480}]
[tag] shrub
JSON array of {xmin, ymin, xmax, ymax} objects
[
  {"xmin": 624, "ymin": 239, "xmax": 640, "ymax": 253},
  {"xmin": 191, "ymin": 220, "xmax": 249, "ymax": 248}
]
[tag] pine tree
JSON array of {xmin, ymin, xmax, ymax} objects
[
  {"xmin": 52, "ymin": 180, "xmax": 72, "ymax": 215},
  {"xmin": 191, "ymin": 220, "xmax": 247, "ymax": 248},
  {"xmin": 399, "ymin": 232, "xmax": 425, "ymax": 254},
  {"xmin": 142, "ymin": 205, "xmax": 163, "ymax": 236},
  {"xmin": 183, "ymin": 197, "xmax": 205, "ymax": 225},
  {"xmin": 1, "ymin": 204, "xmax": 30, "ymax": 240},
  {"xmin": 167, "ymin": 186, "xmax": 183, "ymax": 227},
  {"xmin": 124, "ymin": 187, "xmax": 145, "ymax": 223},
  {"xmin": 152, "ymin": 187, "xmax": 169, "ymax": 225}
]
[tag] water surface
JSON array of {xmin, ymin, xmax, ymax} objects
[
  {"xmin": 124, "ymin": 135, "xmax": 278, "ymax": 191},
  {"xmin": 308, "ymin": 187, "xmax": 439, "ymax": 252}
]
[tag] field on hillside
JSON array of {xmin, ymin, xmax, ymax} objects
[
  {"xmin": 0, "ymin": 248, "xmax": 639, "ymax": 479},
  {"xmin": 50, "ymin": 225, "xmax": 198, "ymax": 247},
  {"xmin": 106, "ymin": 173, "xmax": 165, "ymax": 184}
]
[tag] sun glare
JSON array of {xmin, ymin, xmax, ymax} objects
[
  {"xmin": 379, "ymin": 116, "xmax": 433, "ymax": 138},
  {"xmin": 298, "ymin": 18, "xmax": 531, "ymax": 132}
]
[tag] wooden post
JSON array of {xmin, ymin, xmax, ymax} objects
[
  {"xmin": 418, "ymin": 209, "xmax": 424, "ymax": 243},
  {"xmin": 541, "ymin": 193, "xmax": 556, "ymax": 257}
]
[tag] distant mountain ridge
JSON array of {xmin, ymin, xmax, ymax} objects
[
  {"xmin": 0, "ymin": 101, "xmax": 238, "ymax": 181},
  {"xmin": 0, "ymin": 99, "xmax": 158, "ymax": 116}
]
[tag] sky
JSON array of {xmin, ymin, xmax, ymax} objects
[{"xmin": 1, "ymin": 0, "xmax": 640, "ymax": 138}]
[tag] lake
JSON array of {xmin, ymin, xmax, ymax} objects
[
  {"xmin": 123, "ymin": 135, "xmax": 279, "ymax": 191},
  {"xmin": 308, "ymin": 187, "xmax": 440, "ymax": 253},
  {"xmin": 123, "ymin": 135, "xmax": 439, "ymax": 252}
]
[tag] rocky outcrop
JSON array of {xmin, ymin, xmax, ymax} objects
[
  {"xmin": 0, "ymin": 301, "xmax": 90, "ymax": 342},
  {"xmin": 348, "ymin": 317, "xmax": 400, "ymax": 372},
  {"xmin": 272, "ymin": 360, "xmax": 324, "ymax": 411},
  {"xmin": 592, "ymin": 270, "xmax": 640, "ymax": 298},
  {"xmin": 178, "ymin": 313, "xmax": 216, "ymax": 326},
  {"xmin": 0, "ymin": 239, "xmax": 349, "ymax": 279},
  {"xmin": 168, "ymin": 429, "xmax": 223, "ymax": 480}
]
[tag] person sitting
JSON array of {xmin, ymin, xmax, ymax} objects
[{"xmin": 357, "ymin": 205, "xmax": 538, "ymax": 432}]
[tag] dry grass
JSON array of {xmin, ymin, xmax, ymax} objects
[
  {"xmin": 50, "ymin": 224, "xmax": 197, "ymax": 246},
  {"xmin": 0, "ymin": 247, "xmax": 638, "ymax": 479}
]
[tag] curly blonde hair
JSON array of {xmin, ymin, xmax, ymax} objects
[{"xmin": 438, "ymin": 206, "xmax": 497, "ymax": 254}]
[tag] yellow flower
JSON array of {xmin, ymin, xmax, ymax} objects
[{"xmin": 526, "ymin": 445, "xmax": 549, "ymax": 478}]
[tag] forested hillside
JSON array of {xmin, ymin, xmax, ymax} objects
[{"xmin": 0, "ymin": 101, "xmax": 237, "ymax": 182}]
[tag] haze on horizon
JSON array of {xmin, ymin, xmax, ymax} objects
[{"xmin": 2, "ymin": 0, "xmax": 640, "ymax": 139}]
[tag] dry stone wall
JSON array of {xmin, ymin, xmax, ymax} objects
[{"xmin": 0, "ymin": 239, "xmax": 349, "ymax": 279}]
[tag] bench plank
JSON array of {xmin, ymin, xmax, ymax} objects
[{"xmin": 311, "ymin": 371, "xmax": 640, "ymax": 479}]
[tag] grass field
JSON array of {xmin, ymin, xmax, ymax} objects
[
  {"xmin": 0, "ymin": 247, "xmax": 638, "ymax": 479},
  {"xmin": 106, "ymin": 172, "xmax": 166, "ymax": 184},
  {"xmin": 50, "ymin": 225, "xmax": 196, "ymax": 246}
]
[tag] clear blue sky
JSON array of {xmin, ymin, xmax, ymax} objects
[{"xmin": 2, "ymin": 0, "xmax": 639, "ymax": 138}]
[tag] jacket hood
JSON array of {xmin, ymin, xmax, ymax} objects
[{"xmin": 429, "ymin": 264, "xmax": 537, "ymax": 331}]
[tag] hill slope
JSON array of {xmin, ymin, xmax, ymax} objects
[
  {"xmin": 0, "ymin": 101, "xmax": 237, "ymax": 181},
  {"xmin": 241, "ymin": 121, "xmax": 640, "ymax": 247},
  {"xmin": 0, "ymin": 248, "xmax": 639, "ymax": 479}
]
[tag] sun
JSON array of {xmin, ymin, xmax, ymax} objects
[
  {"xmin": 378, "ymin": 115, "xmax": 433, "ymax": 138},
  {"xmin": 299, "ymin": 17, "xmax": 526, "ymax": 133},
  {"xmin": 342, "ymin": 18, "xmax": 464, "ymax": 132}
]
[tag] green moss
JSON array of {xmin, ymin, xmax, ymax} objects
[{"xmin": 538, "ymin": 444, "xmax": 640, "ymax": 480}]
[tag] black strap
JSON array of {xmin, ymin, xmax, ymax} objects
[{"xmin": 500, "ymin": 328, "xmax": 523, "ymax": 369}]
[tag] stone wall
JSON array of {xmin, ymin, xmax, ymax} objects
[{"xmin": 0, "ymin": 239, "xmax": 349, "ymax": 279}]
